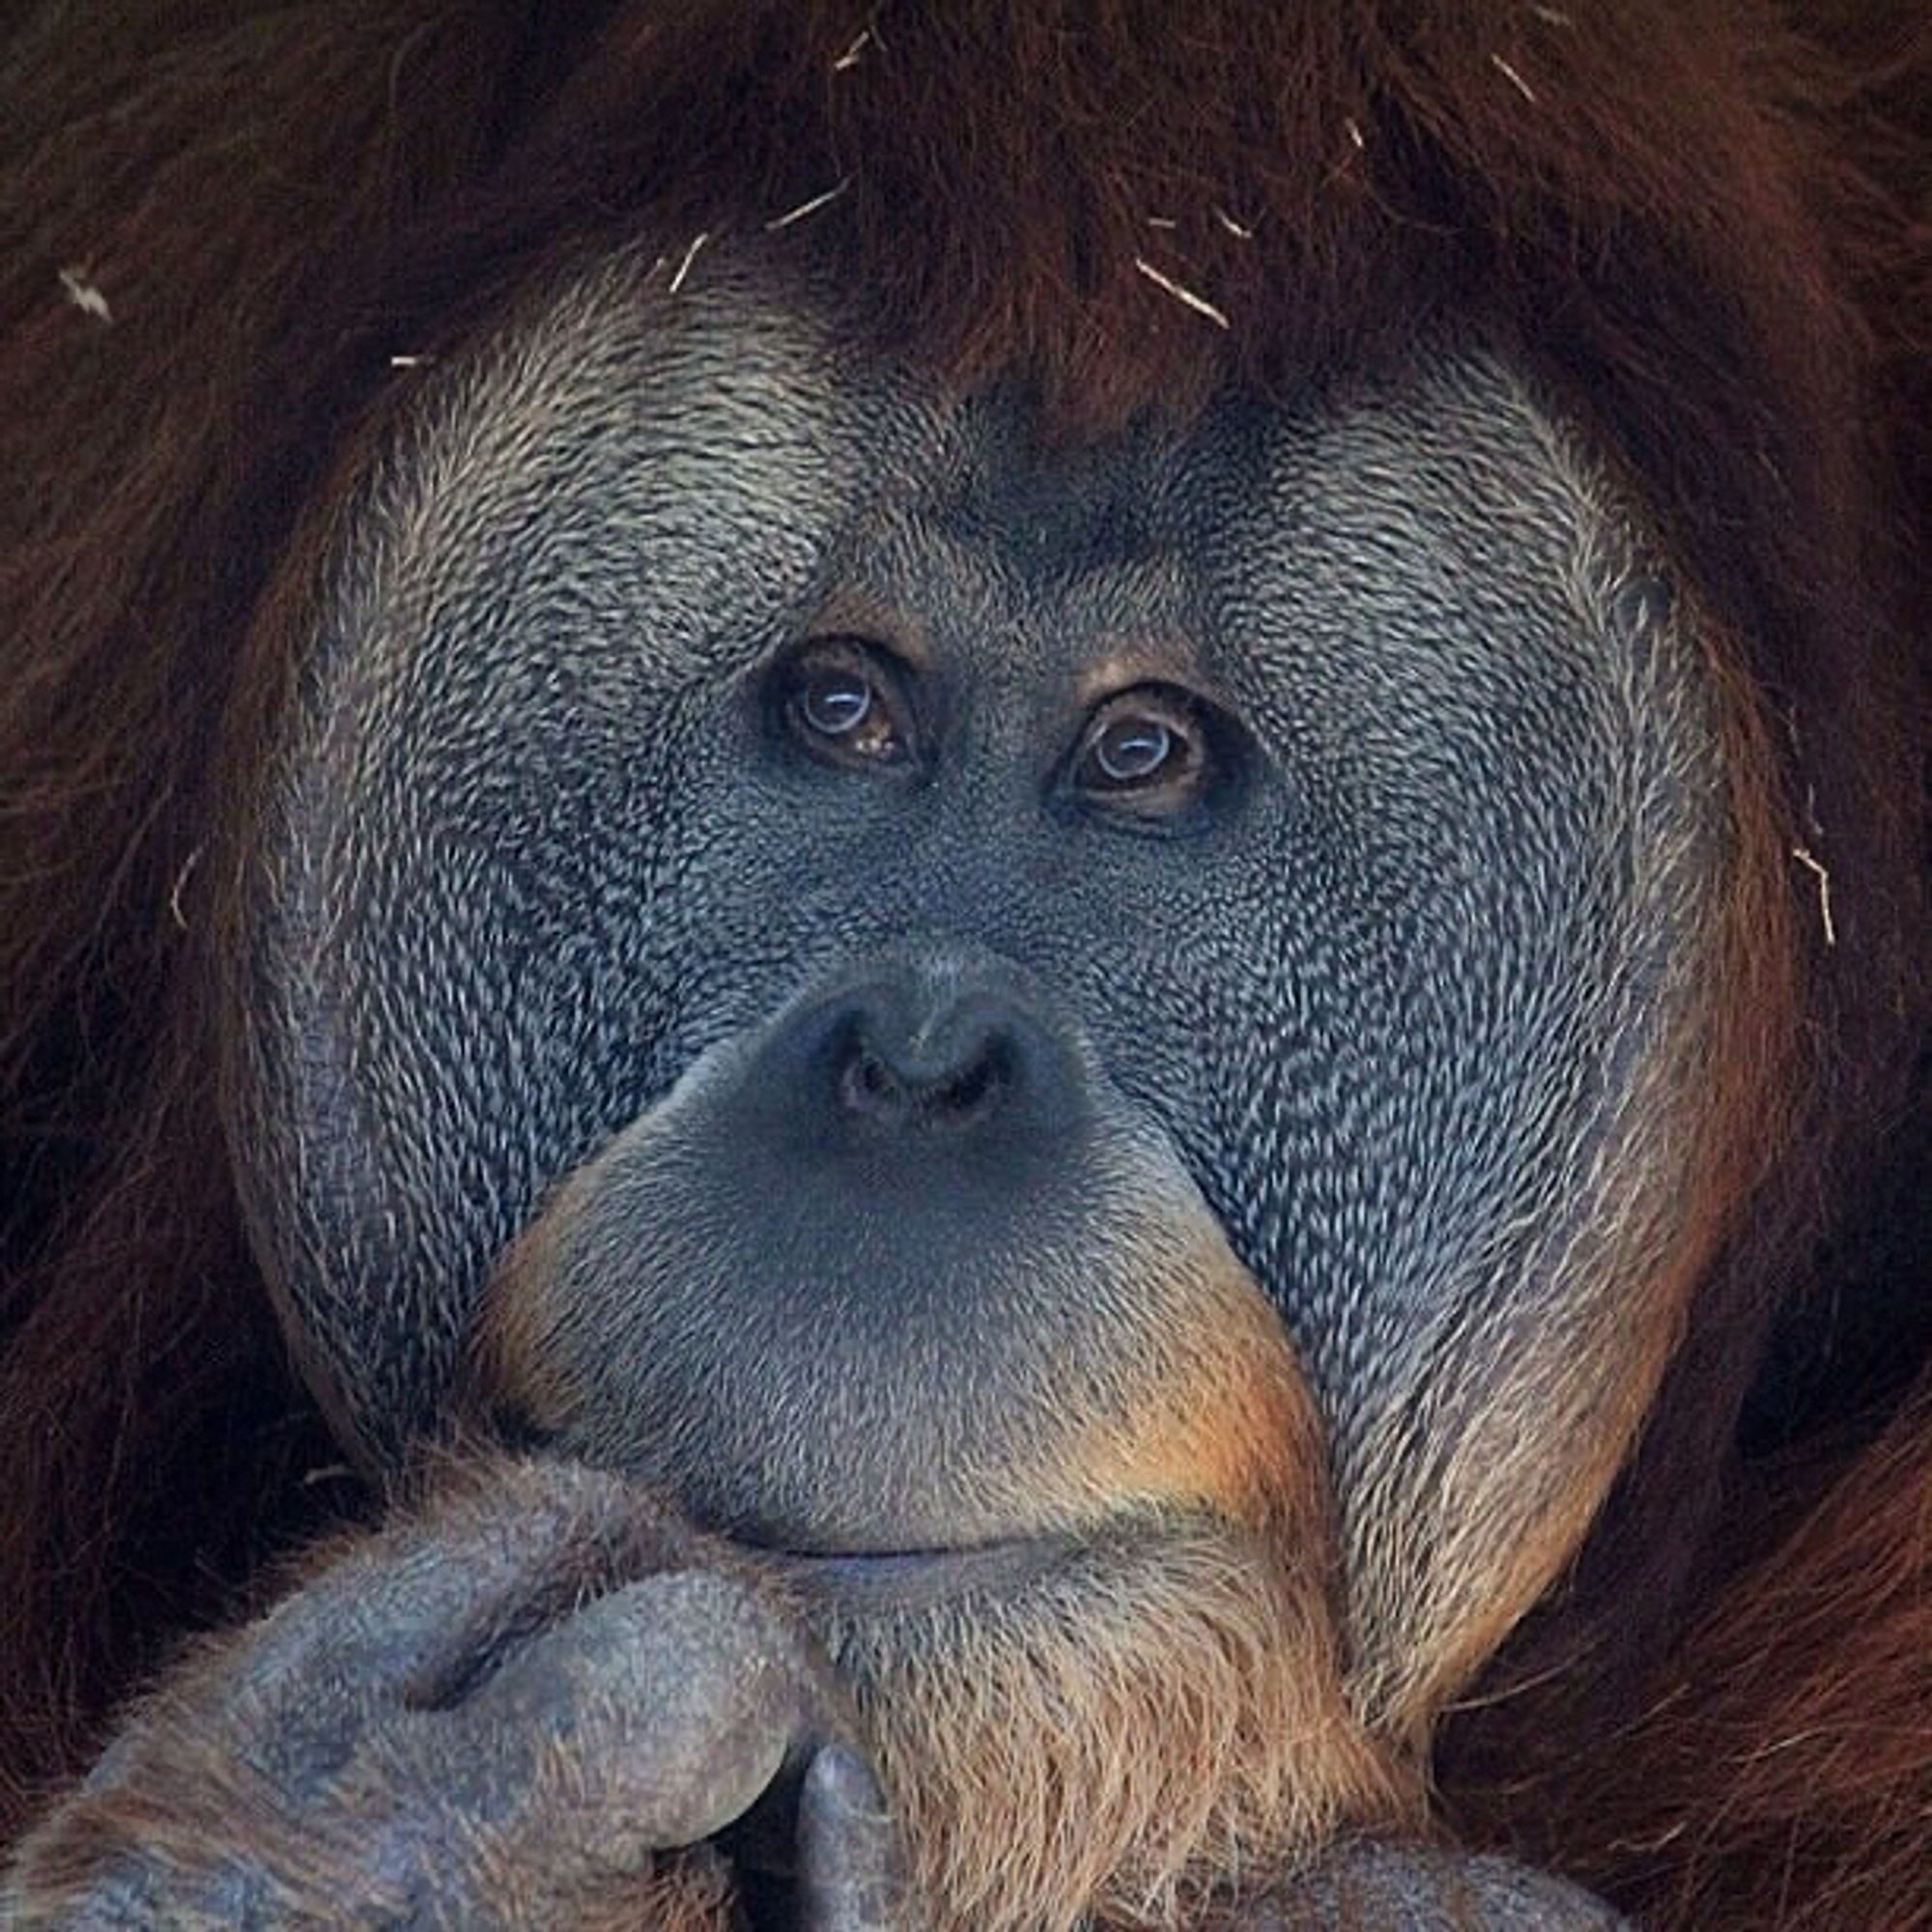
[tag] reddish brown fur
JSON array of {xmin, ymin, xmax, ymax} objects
[
  {"xmin": 2, "ymin": 2, "xmax": 1927, "ymax": 1922},
  {"xmin": 1448, "ymin": 1384, "xmax": 1932, "ymax": 1932}
]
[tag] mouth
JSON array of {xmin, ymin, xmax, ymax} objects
[{"xmin": 753, "ymin": 1535, "xmax": 1083, "ymax": 1613}]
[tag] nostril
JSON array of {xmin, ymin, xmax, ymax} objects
[
  {"xmin": 827, "ymin": 1005, "xmax": 1018, "ymax": 1131},
  {"xmin": 931, "ymin": 1037, "xmax": 1011, "ymax": 1122},
  {"xmin": 839, "ymin": 1045, "xmax": 905, "ymax": 1120}
]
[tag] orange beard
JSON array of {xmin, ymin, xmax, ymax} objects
[{"xmin": 804, "ymin": 1515, "xmax": 1412, "ymax": 1932}]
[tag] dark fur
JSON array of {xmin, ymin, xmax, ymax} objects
[{"xmin": 2, "ymin": 2, "xmax": 1927, "ymax": 1922}]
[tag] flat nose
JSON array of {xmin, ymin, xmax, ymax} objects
[{"xmin": 755, "ymin": 965, "xmax": 1091, "ymax": 1152}]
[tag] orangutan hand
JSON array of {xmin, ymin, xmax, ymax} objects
[{"xmin": 1, "ymin": 1462, "xmax": 911, "ymax": 1931}]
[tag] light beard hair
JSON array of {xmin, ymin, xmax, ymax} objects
[{"xmin": 805, "ymin": 1514, "xmax": 1407, "ymax": 1932}]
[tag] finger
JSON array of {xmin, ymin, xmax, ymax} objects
[
  {"xmin": 396, "ymin": 1573, "xmax": 807, "ymax": 1874},
  {"xmin": 798, "ymin": 1745, "xmax": 920, "ymax": 1932},
  {"xmin": 213, "ymin": 1460, "xmax": 705, "ymax": 1736}
]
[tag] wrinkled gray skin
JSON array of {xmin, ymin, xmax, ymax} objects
[{"xmin": 13, "ymin": 247, "xmax": 1716, "ymax": 1925}]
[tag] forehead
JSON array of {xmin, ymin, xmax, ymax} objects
[{"xmin": 334, "ymin": 244, "xmax": 1623, "ymax": 703}]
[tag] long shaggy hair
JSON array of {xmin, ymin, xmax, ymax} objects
[
  {"xmin": 2, "ymin": 4, "xmax": 1927, "ymax": 1924},
  {"xmin": 813, "ymin": 1518, "xmax": 1405, "ymax": 1932}
]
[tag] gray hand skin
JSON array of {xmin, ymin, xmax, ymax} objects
[
  {"xmin": 1, "ymin": 1463, "xmax": 914, "ymax": 1931},
  {"xmin": 1252, "ymin": 1838, "xmax": 1635, "ymax": 1930}
]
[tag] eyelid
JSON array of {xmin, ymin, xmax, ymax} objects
[{"xmin": 1089, "ymin": 684, "xmax": 1201, "ymax": 736}]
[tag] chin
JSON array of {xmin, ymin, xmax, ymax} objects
[{"xmin": 764, "ymin": 1511, "xmax": 1405, "ymax": 1932}]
